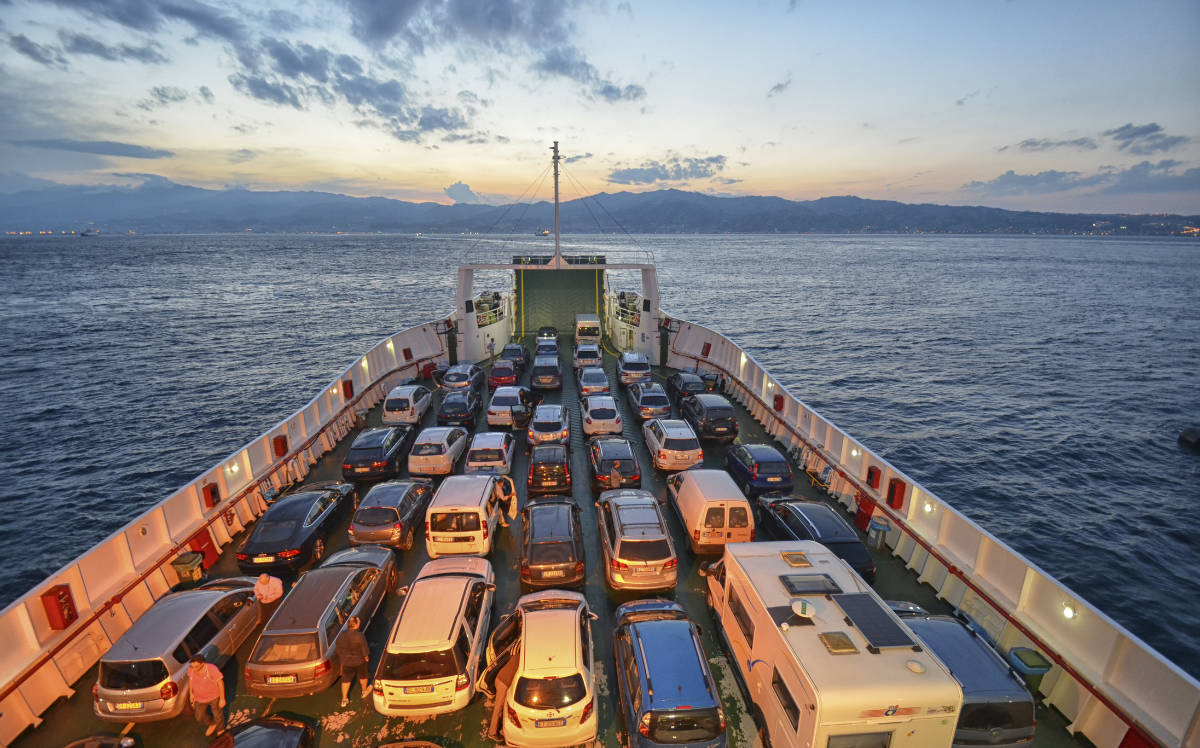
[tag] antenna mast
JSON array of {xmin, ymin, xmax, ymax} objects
[{"xmin": 552, "ymin": 141, "xmax": 561, "ymax": 259}]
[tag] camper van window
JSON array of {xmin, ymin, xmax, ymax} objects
[
  {"xmin": 827, "ymin": 733, "xmax": 893, "ymax": 748},
  {"xmin": 771, "ymin": 668, "xmax": 800, "ymax": 729},
  {"xmin": 728, "ymin": 586, "xmax": 755, "ymax": 646}
]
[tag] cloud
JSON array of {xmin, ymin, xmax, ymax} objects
[
  {"xmin": 616, "ymin": 2, "xmax": 632, "ymax": 19},
  {"xmin": 0, "ymin": 171, "xmax": 61, "ymax": 194},
  {"xmin": 228, "ymin": 148, "xmax": 256, "ymax": 163},
  {"xmin": 7, "ymin": 33, "xmax": 66, "ymax": 67},
  {"xmin": 261, "ymin": 37, "xmax": 333, "ymax": 82},
  {"xmin": 1099, "ymin": 160, "xmax": 1200, "ymax": 195},
  {"xmin": 1103, "ymin": 122, "xmax": 1189, "ymax": 155},
  {"xmin": 532, "ymin": 45, "xmax": 645, "ymax": 102},
  {"xmin": 444, "ymin": 180, "xmax": 482, "ymax": 203},
  {"xmin": 565, "ymin": 152, "xmax": 593, "ymax": 163},
  {"xmin": 896, "ymin": 136, "xmax": 920, "ymax": 145},
  {"xmin": 767, "ymin": 75, "xmax": 791, "ymax": 98},
  {"xmin": 11, "ymin": 138, "xmax": 174, "ymax": 159},
  {"xmin": 998, "ymin": 137, "xmax": 1098, "ymax": 152},
  {"xmin": 955, "ymin": 90, "xmax": 979, "ymax": 107},
  {"xmin": 963, "ymin": 169, "xmax": 1108, "ymax": 195},
  {"xmin": 137, "ymin": 85, "xmax": 189, "ymax": 110},
  {"xmin": 228, "ymin": 73, "xmax": 303, "ymax": 108},
  {"xmin": 608, "ymin": 154, "xmax": 728, "ymax": 185},
  {"xmin": 964, "ymin": 160, "xmax": 1200, "ymax": 197},
  {"xmin": 47, "ymin": 0, "xmax": 247, "ymax": 43},
  {"xmin": 198, "ymin": 85, "xmax": 214, "ymax": 103},
  {"xmin": 57, "ymin": 31, "xmax": 167, "ymax": 63}
]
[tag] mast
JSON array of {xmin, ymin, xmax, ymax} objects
[{"xmin": 552, "ymin": 140, "xmax": 561, "ymax": 259}]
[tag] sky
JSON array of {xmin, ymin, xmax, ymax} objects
[{"xmin": 1, "ymin": 0, "xmax": 1198, "ymax": 214}]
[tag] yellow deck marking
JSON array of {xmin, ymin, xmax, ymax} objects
[
  {"xmin": 261, "ymin": 697, "xmax": 276, "ymax": 716},
  {"xmin": 119, "ymin": 722, "xmax": 135, "ymax": 736}
]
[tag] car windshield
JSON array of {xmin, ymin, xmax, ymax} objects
[
  {"xmin": 664, "ymin": 437, "xmax": 700, "ymax": 451},
  {"xmin": 354, "ymin": 507, "xmax": 398, "ymax": 526},
  {"xmin": 599, "ymin": 460, "xmax": 636, "ymax": 475},
  {"xmin": 756, "ymin": 461, "xmax": 790, "ymax": 475},
  {"xmin": 252, "ymin": 520, "xmax": 297, "ymax": 544},
  {"xmin": 618, "ymin": 539, "xmax": 672, "ymax": 562},
  {"xmin": 493, "ymin": 395, "xmax": 519, "ymax": 406},
  {"xmin": 650, "ymin": 708, "xmax": 724, "ymax": 743},
  {"xmin": 705, "ymin": 406, "xmax": 734, "ymax": 419},
  {"xmin": 348, "ymin": 447, "xmax": 380, "ymax": 461},
  {"xmin": 385, "ymin": 398, "xmax": 410, "ymax": 411},
  {"xmin": 581, "ymin": 372, "xmax": 605, "ymax": 383},
  {"xmin": 251, "ymin": 633, "xmax": 319, "ymax": 664},
  {"xmin": 533, "ymin": 365, "xmax": 558, "ymax": 375},
  {"xmin": 960, "ymin": 701, "xmax": 1035, "ymax": 729},
  {"xmin": 532, "ymin": 420, "xmax": 562, "ymax": 431},
  {"xmin": 430, "ymin": 512, "xmax": 480, "ymax": 532},
  {"xmin": 376, "ymin": 648, "xmax": 463, "ymax": 681},
  {"xmin": 590, "ymin": 408, "xmax": 617, "ymax": 419},
  {"xmin": 513, "ymin": 674, "xmax": 586, "ymax": 708},
  {"xmin": 469, "ymin": 448, "xmax": 504, "ymax": 462},
  {"xmin": 412, "ymin": 443, "xmax": 444, "ymax": 456},
  {"xmin": 529, "ymin": 540, "xmax": 576, "ymax": 565},
  {"xmin": 623, "ymin": 360, "xmax": 650, "ymax": 371},
  {"xmin": 641, "ymin": 394, "xmax": 670, "ymax": 407},
  {"xmin": 99, "ymin": 659, "xmax": 169, "ymax": 689},
  {"xmin": 443, "ymin": 372, "xmax": 467, "ymax": 383},
  {"xmin": 441, "ymin": 401, "xmax": 468, "ymax": 415}
]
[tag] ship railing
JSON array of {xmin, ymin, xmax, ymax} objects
[
  {"xmin": 662, "ymin": 314, "xmax": 1200, "ymax": 748},
  {"xmin": 455, "ymin": 241, "xmax": 655, "ymax": 268},
  {"xmin": 0, "ymin": 318, "xmax": 452, "ymax": 746}
]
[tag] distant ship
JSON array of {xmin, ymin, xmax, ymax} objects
[
  {"xmin": 536, "ymin": 228, "xmax": 550, "ymax": 236},
  {"xmin": 79, "ymin": 229, "xmax": 99, "ymax": 236}
]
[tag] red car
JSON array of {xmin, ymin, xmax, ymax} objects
[{"xmin": 489, "ymin": 360, "xmax": 519, "ymax": 389}]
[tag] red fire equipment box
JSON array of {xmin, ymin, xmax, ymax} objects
[{"xmin": 41, "ymin": 584, "xmax": 79, "ymax": 630}]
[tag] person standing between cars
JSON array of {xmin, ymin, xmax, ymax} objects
[
  {"xmin": 486, "ymin": 643, "xmax": 521, "ymax": 742},
  {"xmin": 253, "ymin": 573, "xmax": 283, "ymax": 624},
  {"xmin": 609, "ymin": 459, "xmax": 623, "ymax": 488},
  {"xmin": 486, "ymin": 335, "xmax": 496, "ymax": 360},
  {"xmin": 188, "ymin": 654, "xmax": 225, "ymax": 737},
  {"xmin": 336, "ymin": 616, "xmax": 371, "ymax": 707},
  {"xmin": 497, "ymin": 476, "xmax": 518, "ymax": 528}
]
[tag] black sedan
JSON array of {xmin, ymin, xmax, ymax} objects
[
  {"xmin": 756, "ymin": 497, "xmax": 876, "ymax": 584},
  {"xmin": 341, "ymin": 426, "xmax": 413, "ymax": 480},
  {"xmin": 437, "ymin": 389, "xmax": 482, "ymax": 427},
  {"xmin": 235, "ymin": 484, "xmax": 353, "ymax": 573},
  {"xmin": 664, "ymin": 372, "xmax": 707, "ymax": 406},
  {"xmin": 500, "ymin": 342, "xmax": 530, "ymax": 372},
  {"xmin": 209, "ymin": 715, "xmax": 314, "ymax": 747}
]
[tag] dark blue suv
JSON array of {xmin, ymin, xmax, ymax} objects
[
  {"xmin": 724, "ymin": 443, "xmax": 794, "ymax": 496},
  {"xmin": 612, "ymin": 599, "xmax": 727, "ymax": 747}
]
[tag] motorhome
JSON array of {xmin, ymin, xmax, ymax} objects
[{"xmin": 574, "ymin": 312, "xmax": 601, "ymax": 343}]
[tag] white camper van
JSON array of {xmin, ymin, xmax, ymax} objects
[
  {"xmin": 702, "ymin": 541, "xmax": 963, "ymax": 748},
  {"xmin": 575, "ymin": 313, "xmax": 601, "ymax": 343}
]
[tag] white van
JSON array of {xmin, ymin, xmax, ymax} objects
[
  {"xmin": 665, "ymin": 469, "xmax": 754, "ymax": 554},
  {"xmin": 701, "ymin": 542, "xmax": 962, "ymax": 748},
  {"xmin": 382, "ymin": 384, "xmax": 433, "ymax": 426},
  {"xmin": 373, "ymin": 557, "xmax": 495, "ymax": 717},
  {"xmin": 575, "ymin": 313, "xmax": 601, "ymax": 343},
  {"xmin": 425, "ymin": 475, "xmax": 511, "ymax": 558}
]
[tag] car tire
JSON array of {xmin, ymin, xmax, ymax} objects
[
  {"xmin": 401, "ymin": 527, "xmax": 414, "ymax": 551},
  {"xmin": 312, "ymin": 538, "xmax": 325, "ymax": 561}
]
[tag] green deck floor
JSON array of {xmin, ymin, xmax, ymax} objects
[{"xmin": 15, "ymin": 345, "xmax": 1088, "ymax": 748}]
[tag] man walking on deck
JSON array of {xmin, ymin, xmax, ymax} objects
[
  {"xmin": 188, "ymin": 654, "xmax": 225, "ymax": 737},
  {"xmin": 337, "ymin": 616, "xmax": 371, "ymax": 707},
  {"xmin": 254, "ymin": 573, "xmax": 283, "ymax": 624}
]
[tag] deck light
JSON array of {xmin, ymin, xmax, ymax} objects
[
  {"xmin": 923, "ymin": 501, "xmax": 933, "ymax": 514},
  {"xmin": 1063, "ymin": 602, "xmax": 1077, "ymax": 620},
  {"xmin": 740, "ymin": 352, "xmax": 747, "ymax": 367},
  {"xmin": 851, "ymin": 448, "xmax": 861, "ymax": 457},
  {"xmin": 361, "ymin": 358, "xmax": 369, "ymax": 371}
]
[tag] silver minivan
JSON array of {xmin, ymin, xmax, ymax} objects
[
  {"xmin": 93, "ymin": 578, "xmax": 260, "ymax": 722},
  {"xmin": 530, "ymin": 355, "xmax": 562, "ymax": 389},
  {"xmin": 595, "ymin": 489, "xmax": 678, "ymax": 591}
]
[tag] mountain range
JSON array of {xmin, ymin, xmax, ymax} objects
[{"xmin": 1, "ymin": 178, "xmax": 1196, "ymax": 236}]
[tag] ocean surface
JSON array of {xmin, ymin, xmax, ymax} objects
[{"xmin": 1, "ymin": 233, "xmax": 1197, "ymax": 678}]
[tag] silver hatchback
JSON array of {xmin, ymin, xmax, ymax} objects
[
  {"xmin": 93, "ymin": 578, "xmax": 260, "ymax": 722},
  {"xmin": 595, "ymin": 490, "xmax": 678, "ymax": 591}
]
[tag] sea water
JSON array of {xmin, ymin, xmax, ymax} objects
[{"xmin": 0, "ymin": 233, "xmax": 1196, "ymax": 676}]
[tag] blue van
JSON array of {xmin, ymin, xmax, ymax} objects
[{"xmin": 612, "ymin": 599, "xmax": 726, "ymax": 747}]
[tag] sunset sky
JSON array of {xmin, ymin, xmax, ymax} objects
[{"xmin": 2, "ymin": 0, "xmax": 1198, "ymax": 213}]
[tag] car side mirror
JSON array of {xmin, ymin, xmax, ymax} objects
[
  {"xmin": 588, "ymin": 611, "xmax": 599, "ymax": 621},
  {"xmin": 593, "ymin": 501, "xmax": 600, "ymax": 508},
  {"xmin": 485, "ymin": 583, "xmax": 497, "ymax": 592},
  {"xmin": 397, "ymin": 585, "xmax": 409, "ymax": 596}
]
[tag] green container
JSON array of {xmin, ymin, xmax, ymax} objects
[
  {"xmin": 171, "ymin": 551, "xmax": 205, "ymax": 586},
  {"xmin": 1008, "ymin": 647, "xmax": 1052, "ymax": 695}
]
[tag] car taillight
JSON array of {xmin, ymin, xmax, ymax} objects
[
  {"xmin": 520, "ymin": 563, "xmax": 531, "ymax": 580},
  {"xmin": 611, "ymin": 558, "xmax": 629, "ymax": 573},
  {"xmin": 160, "ymin": 680, "xmax": 178, "ymax": 700},
  {"xmin": 584, "ymin": 417, "xmax": 592, "ymax": 424},
  {"xmin": 631, "ymin": 472, "xmax": 640, "ymax": 482},
  {"xmin": 341, "ymin": 463, "xmax": 352, "ymax": 470},
  {"xmin": 750, "ymin": 464, "xmax": 758, "ymax": 479},
  {"xmin": 574, "ymin": 561, "xmax": 585, "ymax": 575},
  {"xmin": 663, "ymin": 557, "xmax": 678, "ymax": 570},
  {"xmin": 750, "ymin": 527, "xmax": 756, "ymax": 541},
  {"xmin": 390, "ymin": 521, "xmax": 403, "ymax": 537},
  {"xmin": 278, "ymin": 548, "xmax": 301, "ymax": 559},
  {"xmin": 639, "ymin": 711, "xmax": 651, "ymax": 736},
  {"xmin": 581, "ymin": 698, "xmax": 594, "ymax": 722},
  {"xmin": 244, "ymin": 667, "xmax": 251, "ymax": 682},
  {"xmin": 693, "ymin": 529, "xmax": 700, "ymax": 542},
  {"xmin": 718, "ymin": 706, "xmax": 726, "ymax": 731},
  {"xmin": 658, "ymin": 450, "xmax": 667, "ymax": 461},
  {"xmin": 313, "ymin": 659, "xmax": 331, "ymax": 676},
  {"xmin": 92, "ymin": 683, "xmax": 99, "ymax": 700},
  {"xmin": 507, "ymin": 704, "xmax": 521, "ymax": 728},
  {"xmin": 482, "ymin": 522, "xmax": 488, "ymax": 540},
  {"xmin": 561, "ymin": 429, "xmax": 569, "ymax": 440},
  {"xmin": 615, "ymin": 417, "xmax": 621, "ymax": 424},
  {"xmin": 236, "ymin": 553, "xmax": 248, "ymax": 561},
  {"xmin": 371, "ymin": 460, "xmax": 387, "ymax": 469},
  {"xmin": 373, "ymin": 684, "xmax": 384, "ymax": 696},
  {"xmin": 456, "ymin": 673, "xmax": 470, "ymax": 691}
]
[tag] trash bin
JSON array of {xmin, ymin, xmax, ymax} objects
[
  {"xmin": 867, "ymin": 517, "xmax": 891, "ymax": 550},
  {"xmin": 171, "ymin": 551, "xmax": 205, "ymax": 587},
  {"xmin": 1007, "ymin": 647, "xmax": 1052, "ymax": 696}
]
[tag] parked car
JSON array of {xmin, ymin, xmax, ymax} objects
[
  {"xmin": 534, "ymin": 340, "xmax": 559, "ymax": 359},
  {"xmin": 500, "ymin": 343, "xmax": 530, "ymax": 372},
  {"xmin": 616, "ymin": 351, "xmax": 652, "ymax": 386},
  {"xmin": 373, "ymin": 557, "xmax": 495, "ymax": 717},
  {"xmin": 465, "ymin": 431, "xmax": 517, "ymax": 475},
  {"xmin": 755, "ymin": 498, "xmax": 876, "ymax": 583},
  {"xmin": 724, "ymin": 443, "xmax": 794, "ymax": 496},
  {"xmin": 576, "ymin": 366, "xmax": 611, "ymax": 397},
  {"xmin": 93, "ymin": 579, "xmax": 260, "ymax": 722},
  {"xmin": 527, "ymin": 404, "xmax": 570, "ymax": 446},
  {"xmin": 536, "ymin": 326, "xmax": 558, "ymax": 342},
  {"xmin": 572, "ymin": 341, "xmax": 602, "ymax": 371},
  {"xmin": 478, "ymin": 590, "xmax": 598, "ymax": 747},
  {"xmin": 437, "ymin": 389, "xmax": 482, "ymax": 427},
  {"xmin": 612, "ymin": 599, "xmax": 726, "ymax": 747},
  {"xmin": 487, "ymin": 386, "xmax": 529, "ymax": 428},
  {"xmin": 587, "ymin": 436, "xmax": 641, "ymax": 490},
  {"xmin": 519, "ymin": 498, "xmax": 585, "ymax": 591},
  {"xmin": 664, "ymin": 372, "xmax": 707, "ymax": 405},
  {"xmin": 488, "ymin": 360, "xmax": 520, "ymax": 389},
  {"xmin": 208, "ymin": 715, "xmax": 315, "ymax": 747},
  {"xmin": 245, "ymin": 546, "xmax": 397, "ymax": 697},
  {"xmin": 341, "ymin": 426, "xmax": 414, "ymax": 480},
  {"xmin": 347, "ymin": 479, "xmax": 433, "ymax": 550},
  {"xmin": 680, "ymin": 393, "xmax": 738, "ymax": 441},
  {"xmin": 382, "ymin": 384, "xmax": 434, "ymax": 426},
  {"xmin": 628, "ymin": 382, "xmax": 672, "ymax": 421},
  {"xmin": 581, "ymin": 394, "xmax": 622, "ymax": 436},
  {"xmin": 407, "ymin": 426, "xmax": 469, "ymax": 477},
  {"xmin": 595, "ymin": 490, "xmax": 677, "ymax": 591},
  {"xmin": 527, "ymin": 443, "xmax": 571, "ymax": 496},
  {"xmin": 441, "ymin": 363, "xmax": 485, "ymax": 394},
  {"xmin": 642, "ymin": 418, "xmax": 703, "ymax": 472},
  {"xmin": 530, "ymin": 355, "xmax": 563, "ymax": 389},
  {"xmin": 236, "ymin": 484, "xmax": 355, "ymax": 573}
]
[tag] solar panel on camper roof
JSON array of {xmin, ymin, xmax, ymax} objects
[{"xmin": 832, "ymin": 593, "xmax": 919, "ymax": 652}]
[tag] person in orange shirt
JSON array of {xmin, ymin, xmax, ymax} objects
[{"xmin": 188, "ymin": 654, "xmax": 225, "ymax": 736}]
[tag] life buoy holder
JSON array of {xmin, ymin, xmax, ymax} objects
[
  {"xmin": 773, "ymin": 394, "xmax": 785, "ymax": 412},
  {"xmin": 223, "ymin": 507, "xmax": 236, "ymax": 527}
]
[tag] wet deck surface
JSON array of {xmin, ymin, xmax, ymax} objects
[{"xmin": 18, "ymin": 345, "xmax": 1085, "ymax": 748}]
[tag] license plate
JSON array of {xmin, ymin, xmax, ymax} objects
[
  {"xmin": 542, "ymin": 569, "xmax": 565, "ymax": 578},
  {"xmin": 536, "ymin": 718, "xmax": 566, "ymax": 728},
  {"xmin": 539, "ymin": 480, "xmax": 555, "ymax": 487},
  {"xmin": 434, "ymin": 536, "xmax": 459, "ymax": 542},
  {"xmin": 404, "ymin": 685, "xmax": 434, "ymax": 694},
  {"xmin": 767, "ymin": 476, "xmax": 782, "ymax": 482},
  {"xmin": 356, "ymin": 467, "xmax": 370, "ymax": 473},
  {"xmin": 714, "ymin": 427, "xmax": 727, "ymax": 432},
  {"xmin": 267, "ymin": 674, "xmax": 297, "ymax": 684},
  {"xmin": 114, "ymin": 701, "xmax": 143, "ymax": 711},
  {"xmin": 254, "ymin": 556, "xmax": 275, "ymax": 564},
  {"xmin": 633, "ymin": 567, "xmax": 657, "ymax": 575}
]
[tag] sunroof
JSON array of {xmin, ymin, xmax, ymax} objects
[
  {"xmin": 832, "ymin": 593, "xmax": 920, "ymax": 653},
  {"xmin": 779, "ymin": 573, "xmax": 842, "ymax": 596}
]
